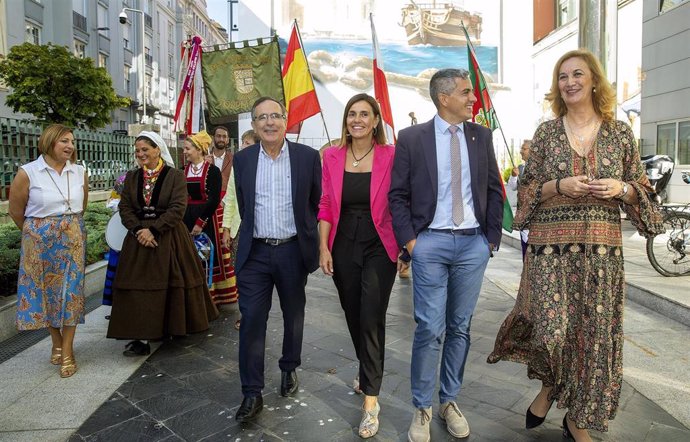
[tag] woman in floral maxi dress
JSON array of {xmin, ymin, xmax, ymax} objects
[{"xmin": 487, "ymin": 49, "xmax": 663, "ymax": 440}]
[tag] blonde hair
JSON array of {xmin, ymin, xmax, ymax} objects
[
  {"xmin": 545, "ymin": 49, "xmax": 616, "ymax": 121},
  {"xmin": 38, "ymin": 124, "xmax": 76, "ymax": 163}
]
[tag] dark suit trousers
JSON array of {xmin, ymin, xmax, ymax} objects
[
  {"xmin": 237, "ymin": 239, "xmax": 308, "ymax": 397},
  {"xmin": 332, "ymin": 228, "xmax": 397, "ymax": 396}
]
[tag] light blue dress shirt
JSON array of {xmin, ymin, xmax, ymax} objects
[
  {"xmin": 429, "ymin": 115, "xmax": 480, "ymax": 230},
  {"xmin": 253, "ymin": 140, "xmax": 297, "ymax": 239}
]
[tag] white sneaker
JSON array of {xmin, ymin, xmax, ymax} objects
[
  {"xmin": 407, "ymin": 407, "xmax": 431, "ymax": 442},
  {"xmin": 439, "ymin": 401, "xmax": 470, "ymax": 438}
]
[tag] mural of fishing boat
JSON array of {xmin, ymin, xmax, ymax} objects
[{"xmin": 400, "ymin": 1, "xmax": 482, "ymax": 46}]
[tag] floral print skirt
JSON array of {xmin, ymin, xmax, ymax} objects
[{"xmin": 16, "ymin": 214, "xmax": 86, "ymax": 330}]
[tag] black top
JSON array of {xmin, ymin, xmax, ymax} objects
[{"xmin": 338, "ymin": 172, "xmax": 377, "ymax": 242}]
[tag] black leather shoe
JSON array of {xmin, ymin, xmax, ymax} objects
[
  {"xmin": 123, "ymin": 340, "xmax": 150, "ymax": 357},
  {"xmin": 280, "ymin": 370, "xmax": 298, "ymax": 397},
  {"xmin": 525, "ymin": 397, "xmax": 554, "ymax": 429},
  {"xmin": 235, "ymin": 395, "xmax": 263, "ymax": 422}
]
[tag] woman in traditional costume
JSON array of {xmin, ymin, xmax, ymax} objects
[
  {"xmin": 106, "ymin": 131, "xmax": 218, "ymax": 356},
  {"xmin": 183, "ymin": 131, "xmax": 237, "ymax": 305}
]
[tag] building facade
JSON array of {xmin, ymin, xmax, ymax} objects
[
  {"xmin": 640, "ymin": 0, "xmax": 689, "ymax": 202},
  {"xmin": 532, "ymin": 0, "xmax": 689, "ymax": 202},
  {"xmin": 0, "ymin": 0, "xmax": 227, "ymax": 140}
]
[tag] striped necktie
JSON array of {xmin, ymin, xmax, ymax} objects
[{"xmin": 449, "ymin": 125, "xmax": 464, "ymax": 225}]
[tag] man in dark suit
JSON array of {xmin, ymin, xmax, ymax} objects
[
  {"xmin": 389, "ymin": 68, "xmax": 503, "ymax": 441},
  {"xmin": 232, "ymin": 97, "xmax": 321, "ymax": 422}
]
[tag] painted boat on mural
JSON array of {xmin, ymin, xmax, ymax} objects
[{"xmin": 400, "ymin": 1, "xmax": 482, "ymax": 47}]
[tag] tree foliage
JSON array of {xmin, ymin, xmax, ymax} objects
[{"xmin": 0, "ymin": 43, "xmax": 129, "ymax": 129}]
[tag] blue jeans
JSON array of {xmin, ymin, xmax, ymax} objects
[{"xmin": 410, "ymin": 229, "xmax": 491, "ymax": 408}]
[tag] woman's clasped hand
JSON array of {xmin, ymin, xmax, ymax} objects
[{"xmin": 556, "ymin": 175, "xmax": 626, "ymax": 200}]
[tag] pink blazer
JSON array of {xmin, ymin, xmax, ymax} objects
[{"xmin": 318, "ymin": 144, "xmax": 399, "ymax": 262}]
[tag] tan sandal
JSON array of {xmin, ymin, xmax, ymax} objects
[
  {"xmin": 358, "ymin": 401, "xmax": 380, "ymax": 439},
  {"xmin": 50, "ymin": 347, "xmax": 62, "ymax": 365},
  {"xmin": 60, "ymin": 355, "xmax": 77, "ymax": 378}
]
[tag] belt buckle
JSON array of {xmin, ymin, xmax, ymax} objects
[{"xmin": 267, "ymin": 238, "xmax": 279, "ymax": 246}]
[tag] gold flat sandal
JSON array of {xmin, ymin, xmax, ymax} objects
[
  {"xmin": 50, "ymin": 347, "xmax": 62, "ymax": 365},
  {"xmin": 60, "ymin": 355, "xmax": 77, "ymax": 378}
]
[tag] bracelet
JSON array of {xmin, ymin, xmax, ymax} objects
[{"xmin": 555, "ymin": 178, "xmax": 562, "ymax": 195}]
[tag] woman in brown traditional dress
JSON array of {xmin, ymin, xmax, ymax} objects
[
  {"xmin": 182, "ymin": 131, "xmax": 237, "ymax": 305},
  {"xmin": 107, "ymin": 131, "xmax": 218, "ymax": 356},
  {"xmin": 487, "ymin": 49, "xmax": 663, "ymax": 441}
]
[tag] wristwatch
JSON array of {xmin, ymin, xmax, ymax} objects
[{"xmin": 617, "ymin": 182, "xmax": 629, "ymax": 199}]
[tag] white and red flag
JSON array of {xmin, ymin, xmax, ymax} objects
[{"xmin": 370, "ymin": 13, "xmax": 395, "ymax": 143}]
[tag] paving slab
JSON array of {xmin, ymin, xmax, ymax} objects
[{"xmin": 1, "ymin": 233, "xmax": 689, "ymax": 441}]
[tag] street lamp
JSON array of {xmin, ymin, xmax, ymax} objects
[{"xmin": 120, "ymin": 8, "xmax": 146, "ymax": 123}]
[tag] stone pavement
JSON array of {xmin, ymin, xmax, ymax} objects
[{"xmin": 1, "ymin": 240, "xmax": 689, "ymax": 441}]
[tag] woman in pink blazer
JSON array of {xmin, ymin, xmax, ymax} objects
[{"xmin": 318, "ymin": 94, "xmax": 408, "ymax": 439}]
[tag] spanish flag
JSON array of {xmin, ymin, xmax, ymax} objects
[{"xmin": 282, "ymin": 22, "xmax": 320, "ymax": 134}]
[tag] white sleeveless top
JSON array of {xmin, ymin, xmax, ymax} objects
[{"xmin": 21, "ymin": 155, "xmax": 86, "ymax": 218}]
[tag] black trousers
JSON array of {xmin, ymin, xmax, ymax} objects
[
  {"xmin": 236, "ymin": 240, "xmax": 308, "ymax": 397},
  {"xmin": 332, "ymin": 232, "xmax": 397, "ymax": 396}
]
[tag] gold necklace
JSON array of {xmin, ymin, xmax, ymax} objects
[
  {"xmin": 564, "ymin": 117, "xmax": 600, "ymax": 156},
  {"xmin": 350, "ymin": 144, "xmax": 374, "ymax": 167},
  {"xmin": 46, "ymin": 170, "xmax": 72, "ymax": 214}
]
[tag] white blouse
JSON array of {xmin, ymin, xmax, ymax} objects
[{"xmin": 22, "ymin": 155, "xmax": 86, "ymax": 218}]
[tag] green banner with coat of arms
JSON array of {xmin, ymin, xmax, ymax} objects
[{"xmin": 201, "ymin": 36, "xmax": 284, "ymax": 124}]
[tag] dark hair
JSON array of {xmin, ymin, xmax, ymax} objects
[
  {"xmin": 250, "ymin": 96, "xmax": 287, "ymax": 119},
  {"xmin": 213, "ymin": 126, "xmax": 229, "ymax": 136},
  {"xmin": 339, "ymin": 93, "xmax": 387, "ymax": 146},
  {"xmin": 135, "ymin": 135, "xmax": 158, "ymax": 148},
  {"xmin": 545, "ymin": 49, "xmax": 616, "ymax": 121},
  {"xmin": 429, "ymin": 68, "xmax": 470, "ymax": 109},
  {"xmin": 39, "ymin": 124, "xmax": 76, "ymax": 162}
]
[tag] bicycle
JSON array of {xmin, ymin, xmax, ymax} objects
[{"xmin": 646, "ymin": 170, "xmax": 690, "ymax": 276}]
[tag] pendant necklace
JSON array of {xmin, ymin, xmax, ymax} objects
[
  {"xmin": 350, "ymin": 144, "xmax": 374, "ymax": 167},
  {"xmin": 46, "ymin": 169, "xmax": 73, "ymax": 214},
  {"xmin": 564, "ymin": 116, "xmax": 600, "ymax": 157},
  {"xmin": 190, "ymin": 161, "xmax": 204, "ymax": 176}
]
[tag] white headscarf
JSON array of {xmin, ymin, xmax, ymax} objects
[{"xmin": 138, "ymin": 130, "xmax": 175, "ymax": 167}]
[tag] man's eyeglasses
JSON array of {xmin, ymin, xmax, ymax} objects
[{"xmin": 253, "ymin": 112, "xmax": 286, "ymax": 122}]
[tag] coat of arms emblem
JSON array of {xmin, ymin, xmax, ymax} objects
[{"xmin": 234, "ymin": 67, "xmax": 254, "ymax": 95}]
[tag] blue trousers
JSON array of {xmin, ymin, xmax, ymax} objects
[
  {"xmin": 236, "ymin": 240, "xmax": 308, "ymax": 397},
  {"xmin": 410, "ymin": 229, "xmax": 491, "ymax": 408}
]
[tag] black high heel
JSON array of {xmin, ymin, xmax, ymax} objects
[
  {"xmin": 562, "ymin": 415, "xmax": 574, "ymax": 440},
  {"xmin": 525, "ymin": 399, "xmax": 554, "ymax": 429}
]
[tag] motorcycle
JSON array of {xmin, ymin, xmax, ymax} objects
[
  {"xmin": 642, "ymin": 155, "xmax": 690, "ymax": 276},
  {"xmin": 641, "ymin": 154, "xmax": 675, "ymax": 203}
]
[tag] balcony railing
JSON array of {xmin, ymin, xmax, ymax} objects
[
  {"xmin": 145, "ymin": 54, "xmax": 153, "ymax": 67},
  {"xmin": 144, "ymin": 13, "xmax": 153, "ymax": 29},
  {"xmin": 73, "ymin": 11, "xmax": 87, "ymax": 32}
]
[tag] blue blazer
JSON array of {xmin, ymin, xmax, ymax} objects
[
  {"xmin": 233, "ymin": 140, "xmax": 322, "ymax": 273},
  {"xmin": 388, "ymin": 118, "xmax": 504, "ymax": 248}
]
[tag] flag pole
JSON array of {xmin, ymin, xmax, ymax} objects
[
  {"xmin": 461, "ymin": 21, "xmax": 516, "ymax": 170},
  {"xmin": 292, "ymin": 19, "xmax": 331, "ymax": 145}
]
